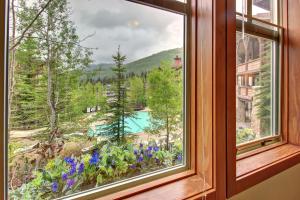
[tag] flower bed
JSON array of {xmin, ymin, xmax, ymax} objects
[{"xmin": 9, "ymin": 141, "xmax": 183, "ymax": 199}]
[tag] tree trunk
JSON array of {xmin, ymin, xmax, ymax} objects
[
  {"xmin": 8, "ymin": 0, "xmax": 17, "ymax": 131},
  {"xmin": 46, "ymin": 13, "xmax": 57, "ymax": 134},
  {"xmin": 166, "ymin": 116, "xmax": 169, "ymax": 151}
]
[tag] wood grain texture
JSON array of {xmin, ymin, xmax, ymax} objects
[
  {"xmin": 197, "ymin": 0, "xmax": 213, "ymax": 187},
  {"xmin": 237, "ymin": 144, "xmax": 300, "ymax": 177},
  {"xmin": 0, "ymin": 0, "xmax": 7, "ymax": 199},
  {"xmin": 288, "ymin": 0, "xmax": 300, "ymax": 145},
  {"xmin": 281, "ymin": 0, "xmax": 289, "ymax": 143},
  {"xmin": 226, "ymin": 0, "xmax": 300, "ymax": 198},
  {"xmin": 124, "ymin": 175, "xmax": 212, "ymax": 200},
  {"xmin": 236, "ymin": 144, "xmax": 300, "ymax": 194},
  {"xmin": 213, "ymin": 0, "xmax": 228, "ymax": 199},
  {"xmin": 226, "ymin": 0, "xmax": 237, "ymax": 197}
]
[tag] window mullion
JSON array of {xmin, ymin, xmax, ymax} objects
[
  {"xmin": 247, "ymin": 0, "xmax": 252, "ymax": 22},
  {"xmin": 236, "ymin": 19, "xmax": 279, "ymax": 41}
]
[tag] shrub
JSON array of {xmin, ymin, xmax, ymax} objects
[
  {"xmin": 236, "ymin": 128, "xmax": 256, "ymax": 144},
  {"xmin": 9, "ymin": 141, "xmax": 183, "ymax": 199}
]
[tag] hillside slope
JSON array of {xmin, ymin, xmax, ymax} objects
[{"xmin": 86, "ymin": 48, "xmax": 183, "ymax": 80}]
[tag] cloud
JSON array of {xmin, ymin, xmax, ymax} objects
[{"xmin": 70, "ymin": 0, "xmax": 184, "ymax": 63}]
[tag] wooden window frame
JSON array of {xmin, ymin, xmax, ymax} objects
[
  {"xmin": 0, "ymin": 0, "xmax": 228, "ymax": 199},
  {"xmin": 226, "ymin": 0, "xmax": 300, "ymax": 198},
  {"xmin": 235, "ymin": 0, "xmax": 283, "ymax": 153}
]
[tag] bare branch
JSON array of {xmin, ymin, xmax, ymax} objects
[
  {"xmin": 79, "ymin": 32, "xmax": 96, "ymax": 43},
  {"xmin": 9, "ymin": 0, "xmax": 54, "ymax": 51}
]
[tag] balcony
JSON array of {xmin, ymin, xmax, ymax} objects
[
  {"xmin": 237, "ymin": 86, "xmax": 255, "ymax": 100},
  {"xmin": 237, "ymin": 59, "xmax": 261, "ymax": 75}
]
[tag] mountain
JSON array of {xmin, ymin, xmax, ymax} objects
[{"xmin": 85, "ymin": 48, "xmax": 183, "ymax": 81}]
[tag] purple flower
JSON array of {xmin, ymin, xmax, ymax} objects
[
  {"xmin": 147, "ymin": 153, "xmax": 153, "ymax": 158},
  {"xmin": 154, "ymin": 146, "xmax": 159, "ymax": 152},
  {"xmin": 134, "ymin": 149, "xmax": 138, "ymax": 155},
  {"xmin": 67, "ymin": 179, "xmax": 75, "ymax": 188},
  {"xmin": 137, "ymin": 154, "xmax": 144, "ymax": 163},
  {"xmin": 177, "ymin": 154, "xmax": 183, "ymax": 161},
  {"xmin": 130, "ymin": 164, "xmax": 136, "ymax": 169},
  {"xmin": 78, "ymin": 163, "xmax": 84, "ymax": 174},
  {"xmin": 52, "ymin": 181, "xmax": 58, "ymax": 192},
  {"xmin": 147, "ymin": 146, "xmax": 153, "ymax": 151},
  {"xmin": 69, "ymin": 163, "xmax": 76, "ymax": 175},
  {"xmin": 139, "ymin": 143, "xmax": 143, "ymax": 148},
  {"xmin": 64, "ymin": 157, "xmax": 75, "ymax": 165},
  {"xmin": 89, "ymin": 151, "xmax": 100, "ymax": 165},
  {"xmin": 62, "ymin": 173, "xmax": 68, "ymax": 181}
]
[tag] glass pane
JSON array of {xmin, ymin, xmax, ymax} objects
[
  {"xmin": 252, "ymin": 0, "xmax": 278, "ymax": 24},
  {"xmin": 236, "ymin": 32, "xmax": 278, "ymax": 145},
  {"xmin": 8, "ymin": 0, "xmax": 185, "ymax": 198},
  {"xmin": 236, "ymin": 0, "xmax": 247, "ymax": 14}
]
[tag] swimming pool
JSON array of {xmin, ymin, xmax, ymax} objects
[{"xmin": 88, "ymin": 111, "xmax": 151, "ymax": 137}]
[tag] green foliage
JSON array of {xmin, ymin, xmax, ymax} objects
[
  {"xmin": 10, "ymin": 38, "xmax": 47, "ymax": 129},
  {"xmin": 128, "ymin": 77, "xmax": 146, "ymax": 109},
  {"xmin": 86, "ymin": 48, "xmax": 184, "ymax": 81},
  {"xmin": 9, "ymin": 142, "xmax": 183, "ymax": 199},
  {"xmin": 255, "ymin": 41, "xmax": 272, "ymax": 136},
  {"xmin": 104, "ymin": 48, "xmax": 135, "ymax": 143},
  {"xmin": 12, "ymin": 0, "xmax": 93, "ymax": 132},
  {"xmin": 236, "ymin": 128, "xmax": 256, "ymax": 144},
  {"xmin": 147, "ymin": 62, "xmax": 183, "ymax": 150}
]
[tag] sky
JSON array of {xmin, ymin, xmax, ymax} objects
[{"xmin": 69, "ymin": 0, "xmax": 184, "ymax": 64}]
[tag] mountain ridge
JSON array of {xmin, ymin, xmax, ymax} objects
[{"xmin": 85, "ymin": 47, "xmax": 183, "ymax": 81}]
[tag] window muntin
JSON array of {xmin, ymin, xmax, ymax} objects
[
  {"xmin": 252, "ymin": 0, "xmax": 278, "ymax": 24},
  {"xmin": 235, "ymin": 0, "xmax": 281, "ymax": 148},
  {"xmin": 7, "ymin": 0, "xmax": 188, "ymax": 199},
  {"xmin": 236, "ymin": 0, "xmax": 278, "ymax": 24}
]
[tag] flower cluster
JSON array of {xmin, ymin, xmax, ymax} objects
[
  {"xmin": 62, "ymin": 173, "xmax": 68, "ymax": 181},
  {"xmin": 51, "ymin": 181, "xmax": 58, "ymax": 193},
  {"xmin": 89, "ymin": 151, "xmax": 100, "ymax": 165},
  {"xmin": 134, "ymin": 144, "xmax": 160, "ymax": 164},
  {"xmin": 67, "ymin": 179, "xmax": 75, "ymax": 188},
  {"xmin": 78, "ymin": 163, "xmax": 85, "ymax": 174},
  {"xmin": 14, "ymin": 142, "xmax": 183, "ymax": 198}
]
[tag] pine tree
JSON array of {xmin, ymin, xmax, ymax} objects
[
  {"xmin": 104, "ymin": 47, "xmax": 134, "ymax": 143},
  {"xmin": 255, "ymin": 41, "xmax": 272, "ymax": 136},
  {"xmin": 9, "ymin": 0, "xmax": 92, "ymax": 139},
  {"xmin": 11, "ymin": 37, "xmax": 47, "ymax": 129}
]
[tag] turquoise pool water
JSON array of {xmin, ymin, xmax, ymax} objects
[{"xmin": 88, "ymin": 111, "xmax": 151, "ymax": 137}]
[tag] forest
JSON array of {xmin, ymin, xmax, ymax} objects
[{"xmin": 8, "ymin": 0, "xmax": 184, "ymax": 199}]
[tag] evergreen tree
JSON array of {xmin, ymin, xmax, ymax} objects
[
  {"xmin": 255, "ymin": 41, "xmax": 272, "ymax": 136},
  {"xmin": 11, "ymin": 38, "xmax": 47, "ymax": 129},
  {"xmin": 26, "ymin": 0, "xmax": 92, "ymax": 135},
  {"xmin": 104, "ymin": 47, "xmax": 134, "ymax": 143}
]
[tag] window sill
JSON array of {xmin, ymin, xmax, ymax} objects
[
  {"xmin": 96, "ymin": 173, "xmax": 215, "ymax": 200},
  {"xmin": 235, "ymin": 144, "xmax": 300, "ymax": 194}
]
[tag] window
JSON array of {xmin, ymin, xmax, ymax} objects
[
  {"xmin": 6, "ymin": 0, "xmax": 189, "ymax": 199},
  {"xmin": 235, "ymin": 0, "xmax": 281, "ymax": 149},
  {"xmin": 247, "ymin": 37, "xmax": 260, "ymax": 60},
  {"xmin": 237, "ymin": 39, "xmax": 246, "ymax": 64}
]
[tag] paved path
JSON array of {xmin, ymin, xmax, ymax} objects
[{"xmin": 10, "ymin": 127, "xmax": 47, "ymax": 138}]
